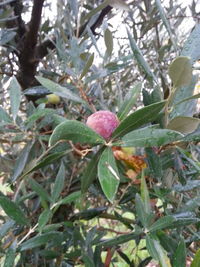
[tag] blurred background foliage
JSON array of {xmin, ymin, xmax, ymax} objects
[{"xmin": 0, "ymin": 0, "xmax": 200, "ymax": 266}]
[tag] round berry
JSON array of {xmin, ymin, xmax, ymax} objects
[{"xmin": 86, "ymin": 110, "xmax": 119, "ymax": 139}]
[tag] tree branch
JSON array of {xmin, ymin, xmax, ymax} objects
[
  {"xmin": 11, "ymin": 0, "xmax": 26, "ymax": 38},
  {"xmin": 17, "ymin": 0, "xmax": 45, "ymax": 89},
  {"xmin": 36, "ymin": 5, "xmax": 113, "ymax": 60}
]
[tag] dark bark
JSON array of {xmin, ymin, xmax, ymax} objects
[
  {"xmin": 17, "ymin": 0, "xmax": 45, "ymax": 89},
  {"xmin": 35, "ymin": 5, "xmax": 113, "ymax": 60},
  {"xmin": 15, "ymin": 1, "xmax": 113, "ymax": 91}
]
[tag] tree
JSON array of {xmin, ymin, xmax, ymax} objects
[{"xmin": 0, "ymin": 0, "xmax": 200, "ymax": 266}]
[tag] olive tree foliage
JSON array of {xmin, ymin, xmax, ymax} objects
[{"xmin": 0, "ymin": 0, "xmax": 200, "ymax": 266}]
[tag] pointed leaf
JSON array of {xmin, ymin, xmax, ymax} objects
[
  {"xmin": 38, "ymin": 209, "xmax": 52, "ymax": 231},
  {"xmin": 3, "ymin": 247, "xmax": 15, "ymax": 267},
  {"xmin": 169, "ymin": 74, "xmax": 198, "ymax": 119},
  {"xmin": 0, "ymin": 106, "xmax": 12, "ymax": 123},
  {"xmin": 49, "ymin": 120, "xmax": 105, "ymax": 146},
  {"xmin": 149, "ymin": 216, "xmax": 175, "ymax": 232},
  {"xmin": 168, "ymin": 56, "xmax": 193, "ymax": 88},
  {"xmin": 36, "ymin": 76, "xmax": 86, "ymax": 104},
  {"xmin": 112, "ymin": 101, "xmax": 166, "ymax": 138},
  {"xmin": 135, "ymin": 193, "xmax": 151, "ymax": 228},
  {"xmin": 172, "ymin": 238, "xmax": 186, "ymax": 267},
  {"xmin": 51, "ymin": 162, "xmax": 65, "ymax": 202},
  {"xmin": 104, "ymin": 28, "xmax": 113, "ymax": 57},
  {"xmin": 81, "ymin": 147, "xmax": 105, "ymax": 193},
  {"xmin": 29, "ymin": 178, "xmax": 51, "ymax": 203},
  {"xmin": 98, "ymin": 147, "xmax": 120, "ymax": 202},
  {"xmin": 80, "ymin": 53, "xmax": 94, "ymax": 79},
  {"xmin": 97, "ymin": 231, "xmax": 142, "ymax": 248},
  {"xmin": 191, "ymin": 248, "xmax": 200, "ymax": 267},
  {"xmin": 25, "ymin": 108, "xmax": 56, "ymax": 127},
  {"xmin": 118, "ymin": 83, "xmax": 142, "ymax": 121},
  {"xmin": 19, "ymin": 232, "xmax": 62, "ymax": 251},
  {"xmin": 0, "ymin": 196, "xmax": 29, "ymax": 226},
  {"xmin": 141, "ymin": 170, "xmax": 151, "ymax": 214},
  {"xmin": 55, "ymin": 191, "xmax": 81, "ymax": 207},
  {"xmin": 146, "ymin": 235, "xmax": 172, "ymax": 267},
  {"xmin": 9, "ymin": 76, "xmax": 21, "ymax": 121},
  {"xmin": 181, "ymin": 23, "xmax": 200, "ymax": 63},
  {"xmin": 127, "ymin": 28, "xmax": 157, "ymax": 85},
  {"xmin": 155, "ymin": 0, "xmax": 178, "ymax": 51},
  {"xmin": 10, "ymin": 142, "xmax": 33, "ymax": 182},
  {"xmin": 24, "ymin": 150, "xmax": 71, "ymax": 177},
  {"xmin": 119, "ymin": 126, "xmax": 183, "ymax": 147}
]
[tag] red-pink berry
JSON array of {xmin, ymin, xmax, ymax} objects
[{"xmin": 86, "ymin": 110, "xmax": 119, "ymax": 140}]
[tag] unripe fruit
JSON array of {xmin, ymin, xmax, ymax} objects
[
  {"xmin": 121, "ymin": 147, "xmax": 135, "ymax": 156},
  {"xmin": 86, "ymin": 110, "xmax": 119, "ymax": 139},
  {"xmin": 47, "ymin": 94, "xmax": 60, "ymax": 104}
]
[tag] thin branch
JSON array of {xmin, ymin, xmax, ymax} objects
[
  {"xmin": 12, "ymin": 0, "xmax": 26, "ymax": 38},
  {"xmin": 17, "ymin": 0, "xmax": 45, "ymax": 89},
  {"xmin": 24, "ymin": 0, "xmax": 45, "ymax": 49}
]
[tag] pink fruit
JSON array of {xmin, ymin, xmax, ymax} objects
[{"xmin": 86, "ymin": 110, "xmax": 119, "ymax": 140}]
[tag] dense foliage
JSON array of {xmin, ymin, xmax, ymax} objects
[{"xmin": 0, "ymin": 0, "xmax": 200, "ymax": 266}]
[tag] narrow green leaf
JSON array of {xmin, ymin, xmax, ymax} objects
[
  {"xmin": 157, "ymin": 231, "xmax": 178, "ymax": 255},
  {"xmin": 181, "ymin": 23, "xmax": 200, "ymax": 63},
  {"xmin": 81, "ymin": 0, "xmax": 110, "ymax": 24},
  {"xmin": 38, "ymin": 209, "xmax": 52, "ymax": 231},
  {"xmin": 174, "ymin": 93, "xmax": 200, "ymax": 106},
  {"xmin": 155, "ymin": 0, "xmax": 178, "ymax": 51},
  {"xmin": 51, "ymin": 162, "xmax": 65, "ymax": 202},
  {"xmin": 145, "ymin": 147, "xmax": 162, "ymax": 181},
  {"xmin": 168, "ymin": 56, "xmax": 193, "ymax": 88},
  {"xmin": 3, "ymin": 247, "xmax": 15, "ymax": 267},
  {"xmin": 80, "ymin": 53, "xmax": 94, "ymax": 79},
  {"xmin": 82, "ymin": 254, "xmax": 95, "ymax": 267},
  {"xmin": 172, "ymin": 238, "xmax": 186, "ymax": 267},
  {"xmin": 29, "ymin": 178, "xmax": 51, "ymax": 203},
  {"xmin": 70, "ymin": 207, "xmax": 106, "ymax": 221},
  {"xmin": 141, "ymin": 170, "xmax": 151, "ymax": 214},
  {"xmin": 0, "ymin": 196, "xmax": 29, "ymax": 226},
  {"xmin": 0, "ymin": 220, "xmax": 15, "ymax": 238},
  {"xmin": 119, "ymin": 126, "xmax": 183, "ymax": 147},
  {"xmin": 24, "ymin": 150, "xmax": 72, "ymax": 177},
  {"xmin": 49, "ymin": 120, "xmax": 105, "ymax": 146},
  {"xmin": 169, "ymin": 74, "xmax": 198, "ymax": 120},
  {"xmin": 24, "ymin": 108, "xmax": 55, "ymax": 126},
  {"xmin": 118, "ymin": 83, "xmax": 142, "ymax": 121},
  {"xmin": 146, "ymin": 235, "xmax": 172, "ymax": 267},
  {"xmin": 10, "ymin": 142, "xmax": 33, "ymax": 182},
  {"xmin": 127, "ymin": 28, "xmax": 157, "ymax": 85},
  {"xmin": 191, "ymin": 248, "xmax": 200, "ymax": 267},
  {"xmin": 81, "ymin": 147, "xmax": 105, "ymax": 193},
  {"xmin": 55, "ymin": 191, "xmax": 81, "ymax": 207},
  {"xmin": 104, "ymin": 28, "xmax": 113, "ymax": 57},
  {"xmin": 97, "ymin": 232, "xmax": 142, "ymax": 248},
  {"xmin": 0, "ymin": 106, "xmax": 12, "ymax": 123},
  {"xmin": 36, "ymin": 76, "xmax": 85, "ymax": 104},
  {"xmin": 19, "ymin": 232, "xmax": 62, "ymax": 251},
  {"xmin": 112, "ymin": 101, "xmax": 166, "ymax": 138},
  {"xmin": 184, "ymin": 126, "xmax": 200, "ymax": 142},
  {"xmin": 149, "ymin": 216, "xmax": 175, "ymax": 232},
  {"xmin": 173, "ymin": 180, "xmax": 200, "ymax": 192},
  {"xmin": 135, "ymin": 194, "xmax": 148, "ymax": 228},
  {"xmin": 9, "ymin": 76, "xmax": 21, "ymax": 121},
  {"xmin": 98, "ymin": 147, "xmax": 120, "ymax": 202}
]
